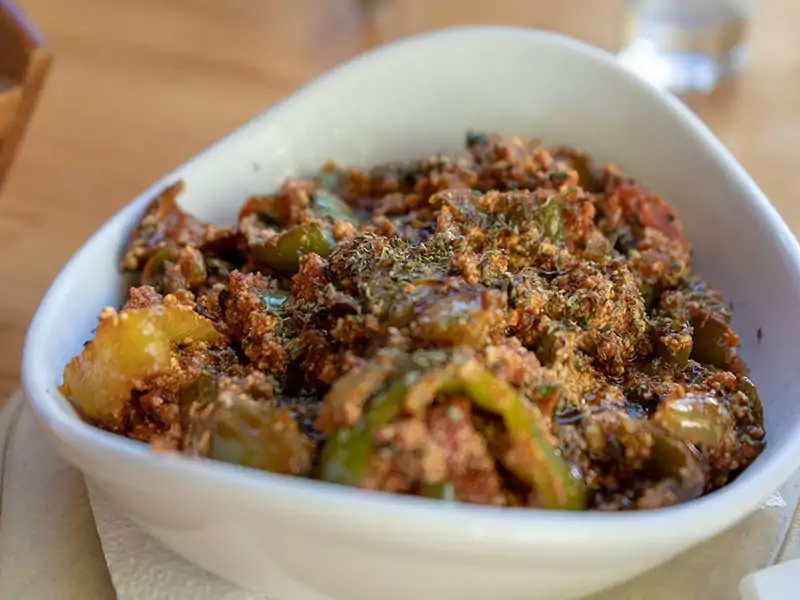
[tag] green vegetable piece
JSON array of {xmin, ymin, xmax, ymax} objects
[
  {"xmin": 318, "ymin": 352, "xmax": 399, "ymax": 434},
  {"xmin": 179, "ymin": 375, "xmax": 218, "ymax": 414},
  {"xmin": 690, "ymin": 314, "xmax": 733, "ymax": 368},
  {"xmin": 421, "ymin": 482, "xmax": 457, "ymax": 502},
  {"xmin": 210, "ymin": 402, "xmax": 311, "ymax": 476},
  {"xmin": 550, "ymin": 148, "xmax": 603, "ymax": 193},
  {"xmin": 239, "ymin": 196, "xmax": 281, "ymax": 225},
  {"xmin": 740, "ymin": 375, "xmax": 764, "ymax": 424},
  {"xmin": 259, "ymin": 289, "xmax": 290, "ymax": 314},
  {"xmin": 320, "ymin": 377, "xmax": 408, "ymax": 487},
  {"xmin": 412, "ymin": 291, "xmax": 493, "ymax": 348},
  {"xmin": 536, "ymin": 196, "xmax": 564, "ymax": 241},
  {"xmin": 142, "ymin": 247, "xmax": 207, "ymax": 293},
  {"xmin": 456, "ymin": 362, "xmax": 586, "ymax": 511},
  {"xmin": 320, "ymin": 356, "xmax": 586, "ymax": 511},
  {"xmin": 654, "ymin": 393, "xmax": 731, "ymax": 447},
  {"xmin": 656, "ymin": 332, "xmax": 693, "ymax": 365},
  {"xmin": 166, "ymin": 249, "xmax": 207, "ymax": 293},
  {"xmin": 536, "ymin": 330, "xmax": 558, "ymax": 364},
  {"xmin": 312, "ymin": 190, "xmax": 357, "ymax": 223},
  {"xmin": 648, "ymin": 427, "xmax": 706, "ymax": 504},
  {"xmin": 254, "ymin": 223, "xmax": 335, "ymax": 273},
  {"xmin": 141, "ymin": 248, "xmax": 178, "ymax": 287}
]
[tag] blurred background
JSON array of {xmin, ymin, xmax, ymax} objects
[{"xmin": 0, "ymin": 0, "xmax": 797, "ymax": 400}]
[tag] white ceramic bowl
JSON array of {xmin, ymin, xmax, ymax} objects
[{"xmin": 22, "ymin": 27, "xmax": 800, "ymax": 600}]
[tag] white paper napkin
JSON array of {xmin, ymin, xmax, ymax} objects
[
  {"xmin": 87, "ymin": 482, "xmax": 266, "ymax": 600},
  {"xmin": 0, "ymin": 392, "xmax": 115, "ymax": 600}
]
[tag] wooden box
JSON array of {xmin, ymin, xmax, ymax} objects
[{"xmin": 0, "ymin": 0, "xmax": 51, "ymax": 190}]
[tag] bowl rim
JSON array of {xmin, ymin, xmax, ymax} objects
[{"xmin": 21, "ymin": 25, "xmax": 800, "ymax": 545}]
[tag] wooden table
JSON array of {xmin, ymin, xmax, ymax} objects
[{"xmin": 1, "ymin": 0, "xmax": 798, "ymax": 399}]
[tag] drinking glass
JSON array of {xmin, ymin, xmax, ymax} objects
[{"xmin": 617, "ymin": 0, "xmax": 759, "ymax": 93}]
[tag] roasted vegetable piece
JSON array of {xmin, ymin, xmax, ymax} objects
[
  {"xmin": 536, "ymin": 196, "xmax": 564, "ymax": 241},
  {"xmin": 422, "ymin": 482, "xmax": 457, "ymax": 501},
  {"xmin": 165, "ymin": 247, "xmax": 207, "ymax": 293},
  {"xmin": 122, "ymin": 181, "xmax": 214, "ymax": 272},
  {"xmin": 320, "ymin": 377, "xmax": 408, "ymax": 487},
  {"xmin": 252, "ymin": 223, "xmax": 335, "ymax": 272},
  {"xmin": 684, "ymin": 280, "xmax": 739, "ymax": 369},
  {"xmin": 411, "ymin": 290, "xmax": 499, "ymax": 348},
  {"xmin": 740, "ymin": 375, "xmax": 764, "ymax": 424},
  {"xmin": 142, "ymin": 247, "xmax": 207, "ymax": 293},
  {"xmin": 655, "ymin": 280, "xmax": 740, "ymax": 370},
  {"xmin": 550, "ymin": 147, "xmax": 603, "ymax": 193},
  {"xmin": 644, "ymin": 427, "xmax": 706, "ymax": 507},
  {"xmin": 60, "ymin": 305, "xmax": 222, "ymax": 427},
  {"xmin": 312, "ymin": 190, "xmax": 357, "ymax": 223},
  {"xmin": 179, "ymin": 374, "xmax": 218, "ymax": 418},
  {"xmin": 535, "ymin": 328, "xmax": 560, "ymax": 365},
  {"xmin": 209, "ymin": 402, "xmax": 312, "ymax": 476},
  {"xmin": 315, "ymin": 351, "xmax": 399, "ymax": 435},
  {"xmin": 455, "ymin": 361, "xmax": 586, "ymax": 510},
  {"xmin": 141, "ymin": 248, "xmax": 179, "ymax": 287},
  {"xmin": 320, "ymin": 354, "xmax": 586, "ymax": 510},
  {"xmin": 239, "ymin": 196, "xmax": 282, "ymax": 225},
  {"xmin": 653, "ymin": 393, "xmax": 732, "ymax": 447},
  {"xmin": 655, "ymin": 330, "xmax": 693, "ymax": 365},
  {"xmin": 691, "ymin": 313, "xmax": 737, "ymax": 369}
]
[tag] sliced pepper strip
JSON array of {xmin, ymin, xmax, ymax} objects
[
  {"xmin": 210, "ymin": 402, "xmax": 312, "ymax": 476},
  {"xmin": 320, "ymin": 377, "xmax": 408, "ymax": 487},
  {"xmin": 315, "ymin": 351, "xmax": 400, "ymax": 435},
  {"xmin": 421, "ymin": 482, "xmax": 457, "ymax": 501},
  {"xmin": 535, "ymin": 196, "xmax": 564, "ymax": 241},
  {"xmin": 455, "ymin": 361, "xmax": 586, "ymax": 510},
  {"xmin": 646, "ymin": 427, "xmax": 705, "ymax": 505},
  {"xmin": 319, "ymin": 356, "xmax": 586, "ymax": 510},
  {"xmin": 141, "ymin": 248, "xmax": 179, "ymax": 288},
  {"xmin": 312, "ymin": 190, "xmax": 357, "ymax": 223},
  {"xmin": 252, "ymin": 223, "xmax": 335, "ymax": 273}
]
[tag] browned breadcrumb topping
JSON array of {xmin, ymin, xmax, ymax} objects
[{"xmin": 62, "ymin": 132, "xmax": 765, "ymax": 511}]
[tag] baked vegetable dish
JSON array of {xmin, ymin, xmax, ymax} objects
[{"xmin": 61, "ymin": 132, "xmax": 765, "ymax": 511}]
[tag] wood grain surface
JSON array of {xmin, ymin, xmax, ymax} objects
[{"xmin": 1, "ymin": 0, "xmax": 798, "ymax": 400}]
